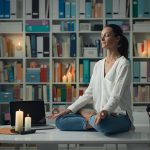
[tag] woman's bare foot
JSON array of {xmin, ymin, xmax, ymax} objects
[
  {"xmin": 78, "ymin": 108, "xmax": 96, "ymax": 129},
  {"xmin": 79, "ymin": 108, "xmax": 96, "ymax": 121}
]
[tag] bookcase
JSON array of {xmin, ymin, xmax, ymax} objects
[{"xmin": 0, "ymin": 0, "xmax": 150, "ymax": 125}]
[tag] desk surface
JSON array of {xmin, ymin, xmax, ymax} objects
[{"xmin": 0, "ymin": 125, "xmax": 150, "ymax": 144}]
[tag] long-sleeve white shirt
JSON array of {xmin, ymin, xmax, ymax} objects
[{"xmin": 68, "ymin": 56, "xmax": 133, "ymax": 124}]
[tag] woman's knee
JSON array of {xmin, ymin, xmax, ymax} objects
[
  {"xmin": 88, "ymin": 115, "xmax": 131, "ymax": 135},
  {"xmin": 56, "ymin": 113, "xmax": 87, "ymax": 131}
]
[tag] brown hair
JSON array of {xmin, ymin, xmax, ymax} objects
[{"xmin": 105, "ymin": 24, "xmax": 129, "ymax": 59}]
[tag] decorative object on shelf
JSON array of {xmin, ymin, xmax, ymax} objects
[
  {"xmin": 62, "ymin": 75, "xmax": 67, "ymax": 83},
  {"xmin": 67, "ymin": 72, "xmax": 72, "ymax": 83}
]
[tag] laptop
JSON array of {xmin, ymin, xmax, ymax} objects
[{"xmin": 9, "ymin": 101, "xmax": 55, "ymax": 130}]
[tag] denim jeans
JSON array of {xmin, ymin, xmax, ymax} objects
[{"xmin": 56, "ymin": 113, "xmax": 131, "ymax": 135}]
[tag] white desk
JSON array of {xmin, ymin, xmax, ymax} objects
[{"xmin": 0, "ymin": 125, "xmax": 150, "ymax": 150}]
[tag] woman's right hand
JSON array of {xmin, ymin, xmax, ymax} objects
[{"xmin": 47, "ymin": 108, "xmax": 72, "ymax": 120}]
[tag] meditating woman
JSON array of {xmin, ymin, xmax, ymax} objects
[{"xmin": 49, "ymin": 24, "xmax": 133, "ymax": 135}]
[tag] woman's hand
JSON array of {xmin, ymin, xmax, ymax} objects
[
  {"xmin": 94, "ymin": 110, "xmax": 108, "ymax": 125},
  {"xmin": 47, "ymin": 108, "xmax": 72, "ymax": 120}
]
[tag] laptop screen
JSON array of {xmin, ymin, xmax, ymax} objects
[{"xmin": 9, "ymin": 101, "xmax": 46, "ymax": 126}]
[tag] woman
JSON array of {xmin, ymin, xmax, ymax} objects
[{"xmin": 50, "ymin": 24, "xmax": 133, "ymax": 135}]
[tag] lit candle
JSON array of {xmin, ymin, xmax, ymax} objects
[
  {"xmin": 17, "ymin": 42, "xmax": 22, "ymax": 50},
  {"xmin": 25, "ymin": 114, "xmax": 31, "ymax": 131},
  {"xmin": 15, "ymin": 109, "xmax": 23, "ymax": 132},
  {"xmin": 67, "ymin": 72, "xmax": 72, "ymax": 83},
  {"xmin": 15, "ymin": 42, "xmax": 23, "ymax": 57},
  {"xmin": 62, "ymin": 75, "xmax": 67, "ymax": 82}
]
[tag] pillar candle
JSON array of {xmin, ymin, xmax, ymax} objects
[
  {"xmin": 25, "ymin": 114, "xmax": 31, "ymax": 131},
  {"xmin": 67, "ymin": 72, "xmax": 72, "ymax": 83},
  {"xmin": 62, "ymin": 75, "xmax": 67, "ymax": 82},
  {"xmin": 15, "ymin": 109, "xmax": 23, "ymax": 132}
]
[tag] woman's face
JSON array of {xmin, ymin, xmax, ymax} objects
[{"xmin": 100, "ymin": 27, "xmax": 120, "ymax": 50}]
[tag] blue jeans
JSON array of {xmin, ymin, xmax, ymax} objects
[{"xmin": 56, "ymin": 113, "xmax": 132, "ymax": 135}]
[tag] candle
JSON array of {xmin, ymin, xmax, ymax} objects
[
  {"xmin": 25, "ymin": 114, "xmax": 31, "ymax": 131},
  {"xmin": 62, "ymin": 75, "xmax": 67, "ymax": 82},
  {"xmin": 16, "ymin": 42, "xmax": 22, "ymax": 50},
  {"xmin": 67, "ymin": 72, "xmax": 72, "ymax": 83},
  {"xmin": 15, "ymin": 42, "xmax": 23, "ymax": 57},
  {"xmin": 15, "ymin": 109, "xmax": 23, "ymax": 132}
]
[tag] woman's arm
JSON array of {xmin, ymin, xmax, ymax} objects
[{"xmin": 67, "ymin": 63, "xmax": 97, "ymax": 113}]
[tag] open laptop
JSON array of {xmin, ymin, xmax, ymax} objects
[{"xmin": 9, "ymin": 101, "xmax": 55, "ymax": 130}]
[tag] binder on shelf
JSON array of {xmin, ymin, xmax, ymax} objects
[
  {"xmin": 32, "ymin": 0, "xmax": 39, "ymax": 18},
  {"xmin": 79, "ymin": 0, "xmax": 85, "ymax": 18},
  {"xmin": 10, "ymin": 0, "xmax": 16, "ymax": 19},
  {"xmin": 30, "ymin": 34, "xmax": 37, "ymax": 57},
  {"xmin": 112, "ymin": 0, "xmax": 119, "ymax": 18},
  {"xmin": 43, "ymin": 36, "xmax": 49, "ymax": 57},
  {"xmin": 119, "ymin": 0, "xmax": 126, "ymax": 18},
  {"xmin": 133, "ymin": 61, "xmax": 140, "ymax": 82},
  {"xmin": 105, "ymin": 0, "xmax": 112, "ymax": 18},
  {"xmin": 143, "ymin": 0, "xmax": 150, "ymax": 17},
  {"xmin": 4, "ymin": 0, "xmax": 10, "ymax": 18},
  {"xmin": 26, "ymin": 0, "xmax": 32, "ymax": 19},
  {"xmin": 147, "ymin": 62, "xmax": 150, "ymax": 82},
  {"xmin": 37, "ymin": 36, "xmax": 43, "ymax": 58},
  {"xmin": 85, "ymin": 1, "xmax": 92, "ymax": 18},
  {"xmin": 137, "ymin": 0, "xmax": 143, "ymax": 17},
  {"xmin": 16, "ymin": 0, "xmax": 23, "ymax": 18},
  {"xmin": 133, "ymin": 0, "xmax": 138, "ymax": 17},
  {"xmin": 52, "ymin": 0, "xmax": 58, "ymax": 18},
  {"xmin": 83, "ymin": 59, "xmax": 90, "ymax": 83},
  {"xmin": 0, "ymin": 0, "xmax": 4, "ymax": 18},
  {"xmin": 39, "ymin": 0, "xmax": 46, "ymax": 18},
  {"xmin": 59, "ymin": 0, "xmax": 65, "ymax": 18},
  {"xmin": 65, "ymin": 1, "xmax": 70, "ymax": 18},
  {"xmin": 70, "ymin": 33, "xmax": 76, "ymax": 57},
  {"xmin": 71, "ymin": 1, "xmax": 76, "ymax": 18},
  {"xmin": 140, "ymin": 61, "xmax": 147, "ymax": 83}
]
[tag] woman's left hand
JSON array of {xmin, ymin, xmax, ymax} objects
[{"xmin": 94, "ymin": 110, "xmax": 108, "ymax": 125}]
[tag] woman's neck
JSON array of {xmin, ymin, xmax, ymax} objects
[{"xmin": 105, "ymin": 50, "xmax": 121, "ymax": 64}]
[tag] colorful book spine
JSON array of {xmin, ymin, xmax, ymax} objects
[
  {"xmin": 133, "ymin": 61, "xmax": 140, "ymax": 82},
  {"xmin": 83, "ymin": 59, "xmax": 90, "ymax": 83}
]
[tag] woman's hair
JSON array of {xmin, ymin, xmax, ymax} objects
[{"xmin": 105, "ymin": 24, "xmax": 129, "ymax": 59}]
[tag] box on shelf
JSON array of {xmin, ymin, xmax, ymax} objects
[
  {"xmin": 0, "ymin": 92, "xmax": 13, "ymax": 102},
  {"xmin": 83, "ymin": 47, "xmax": 98, "ymax": 57},
  {"xmin": 79, "ymin": 23, "xmax": 91, "ymax": 31},
  {"xmin": 26, "ymin": 68, "xmax": 40, "ymax": 82}
]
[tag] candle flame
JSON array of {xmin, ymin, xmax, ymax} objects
[{"xmin": 18, "ymin": 42, "xmax": 21, "ymax": 46}]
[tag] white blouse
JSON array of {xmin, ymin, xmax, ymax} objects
[{"xmin": 68, "ymin": 56, "xmax": 133, "ymax": 123}]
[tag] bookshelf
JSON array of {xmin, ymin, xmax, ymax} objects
[{"xmin": 0, "ymin": 0, "xmax": 150, "ymax": 125}]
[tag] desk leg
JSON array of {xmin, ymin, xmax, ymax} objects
[{"xmin": 37, "ymin": 144, "xmax": 58, "ymax": 150}]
